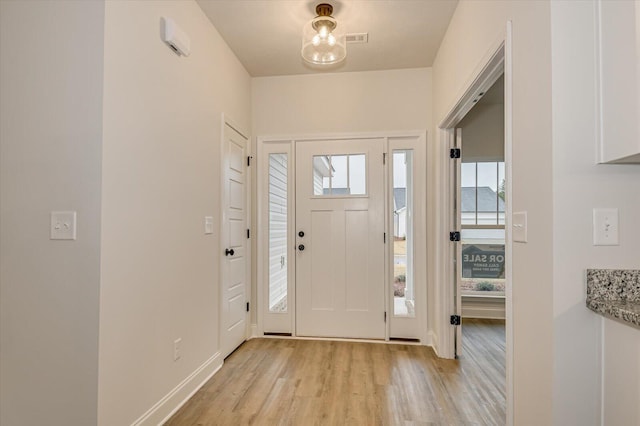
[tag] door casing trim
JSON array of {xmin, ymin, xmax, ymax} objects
[{"xmin": 256, "ymin": 130, "xmax": 428, "ymax": 344}]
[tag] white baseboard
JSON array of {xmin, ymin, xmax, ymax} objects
[
  {"xmin": 427, "ymin": 330, "xmax": 439, "ymax": 356},
  {"xmin": 250, "ymin": 323, "xmax": 259, "ymax": 339},
  {"xmin": 131, "ymin": 352, "xmax": 223, "ymax": 426}
]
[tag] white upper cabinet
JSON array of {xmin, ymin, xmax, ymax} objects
[{"xmin": 597, "ymin": 0, "xmax": 640, "ymax": 164}]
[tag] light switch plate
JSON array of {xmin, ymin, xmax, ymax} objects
[
  {"xmin": 513, "ymin": 211, "xmax": 527, "ymax": 243},
  {"xmin": 50, "ymin": 211, "xmax": 77, "ymax": 240},
  {"xmin": 593, "ymin": 208, "xmax": 619, "ymax": 246},
  {"xmin": 204, "ymin": 216, "xmax": 214, "ymax": 235}
]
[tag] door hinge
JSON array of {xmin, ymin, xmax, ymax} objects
[
  {"xmin": 247, "ymin": 228, "xmax": 250, "ymax": 239},
  {"xmin": 247, "ymin": 155, "xmax": 253, "ymax": 166},
  {"xmin": 383, "ymin": 152, "xmax": 387, "ymax": 164},
  {"xmin": 449, "ymin": 231, "xmax": 461, "ymax": 242},
  {"xmin": 246, "ymin": 302, "xmax": 250, "ymax": 312},
  {"xmin": 450, "ymin": 314, "xmax": 461, "ymax": 326},
  {"xmin": 450, "ymin": 148, "xmax": 461, "ymax": 159},
  {"xmin": 384, "ymin": 311, "xmax": 387, "ymax": 323},
  {"xmin": 384, "ymin": 232, "xmax": 386, "ymax": 243}
]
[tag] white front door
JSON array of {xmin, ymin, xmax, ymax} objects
[
  {"xmin": 295, "ymin": 138, "xmax": 385, "ymax": 339},
  {"xmin": 221, "ymin": 121, "xmax": 249, "ymax": 358}
]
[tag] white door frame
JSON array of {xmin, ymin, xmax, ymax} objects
[
  {"xmin": 435, "ymin": 23, "xmax": 513, "ymax": 425},
  {"xmin": 256, "ymin": 131, "xmax": 427, "ymax": 344},
  {"xmin": 219, "ymin": 113, "xmax": 251, "ymax": 358},
  {"xmin": 257, "ymin": 139, "xmax": 296, "ymax": 335}
]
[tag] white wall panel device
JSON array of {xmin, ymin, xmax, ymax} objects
[{"xmin": 161, "ymin": 17, "xmax": 191, "ymax": 56}]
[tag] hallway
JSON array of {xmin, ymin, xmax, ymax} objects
[{"xmin": 167, "ymin": 319, "xmax": 505, "ymax": 425}]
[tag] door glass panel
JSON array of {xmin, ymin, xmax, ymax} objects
[
  {"xmin": 331, "ymin": 155, "xmax": 348, "ymax": 191},
  {"xmin": 312, "ymin": 154, "xmax": 367, "ymax": 195},
  {"xmin": 349, "ymin": 154, "xmax": 366, "ymax": 195},
  {"xmin": 392, "ymin": 150, "xmax": 414, "ymax": 317},
  {"xmin": 268, "ymin": 153, "xmax": 288, "ymax": 312}
]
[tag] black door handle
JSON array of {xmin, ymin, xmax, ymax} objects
[
  {"xmin": 225, "ymin": 248, "xmax": 235, "ymax": 256},
  {"xmin": 298, "ymin": 244, "xmax": 305, "ymax": 251},
  {"xmin": 298, "ymin": 231, "xmax": 305, "ymax": 238}
]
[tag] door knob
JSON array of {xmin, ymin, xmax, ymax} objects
[
  {"xmin": 298, "ymin": 244, "xmax": 305, "ymax": 251},
  {"xmin": 298, "ymin": 231, "xmax": 305, "ymax": 238},
  {"xmin": 225, "ymin": 248, "xmax": 235, "ymax": 256}
]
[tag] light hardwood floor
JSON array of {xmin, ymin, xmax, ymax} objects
[{"xmin": 166, "ymin": 319, "xmax": 505, "ymax": 425}]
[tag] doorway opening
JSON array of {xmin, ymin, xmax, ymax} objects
[{"xmin": 436, "ymin": 26, "xmax": 512, "ymax": 424}]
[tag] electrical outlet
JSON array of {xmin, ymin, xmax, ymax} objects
[
  {"xmin": 173, "ymin": 338, "xmax": 182, "ymax": 361},
  {"xmin": 593, "ymin": 208, "xmax": 619, "ymax": 246}
]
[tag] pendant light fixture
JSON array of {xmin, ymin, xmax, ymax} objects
[{"xmin": 301, "ymin": 3, "xmax": 346, "ymax": 65}]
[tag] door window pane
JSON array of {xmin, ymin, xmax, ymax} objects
[
  {"xmin": 392, "ymin": 150, "xmax": 414, "ymax": 317},
  {"xmin": 349, "ymin": 154, "xmax": 366, "ymax": 195},
  {"xmin": 312, "ymin": 154, "xmax": 367, "ymax": 196},
  {"xmin": 268, "ymin": 153, "xmax": 288, "ymax": 312},
  {"xmin": 331, "ymin": 155, "xmax": 348, "ymax": 191}
]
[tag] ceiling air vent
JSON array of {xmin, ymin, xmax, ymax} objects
[{"xmin": 346, "ymin": 33, "xmax": 368, "ymax": 44}]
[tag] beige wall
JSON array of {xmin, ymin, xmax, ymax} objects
[
  {"xmin": 0, "ymin": 1, "xmax": 105, "ymax": 425},
  {"xmin": 252, "ymin": 68, "xmax": 432, "ymax": 135},
  {"xmin": 433, "ymin": 1, "xmax": 554, "ymax": 423},
  {"xmin": 98, "ymin": 1, "xmax": 250, "ymax": 424},
  {"xmin": 551, "ymin": 1, "xmax": 640, "ymax": 424},
  {"xmin": 458, "ymin": 103, "xmax": 505, "ymax": 162}
]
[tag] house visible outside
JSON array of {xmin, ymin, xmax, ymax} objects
[{"xmin": 460, "ymin": 161, "xmax": 506, "ymax": 295}]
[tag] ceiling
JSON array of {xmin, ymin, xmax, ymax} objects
[{"xmin": 196, "ymin": 0, "xmax": 459, "ymax": 77}]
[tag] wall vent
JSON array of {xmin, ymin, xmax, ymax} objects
[{"xmin": 346, "ymin": 33, "xmax": 368, "ymax": 44}]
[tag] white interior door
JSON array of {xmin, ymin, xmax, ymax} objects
[
  {"xmin": 221, "ymin": 121, "xmax": 249, "ymax": 358},
  {"xmin": 295, "ymin": 138, "xmax": 385, "ymax": 339}
]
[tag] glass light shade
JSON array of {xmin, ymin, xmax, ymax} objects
[{"xmin": 301, "ymin": 15, "xmax": 346, "ymax": 65}]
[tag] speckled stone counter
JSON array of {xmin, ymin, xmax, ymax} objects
[{"xmin": 586, "ymin": 269, "xmax": 640, "ymax": 328}]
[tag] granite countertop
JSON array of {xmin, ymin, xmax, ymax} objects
[{"xmin": 586, "ymin": 269, "xmax": 640, "ymax": 328}]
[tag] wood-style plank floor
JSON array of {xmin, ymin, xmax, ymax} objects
[{"xmin": 166, "ymin": 319, "xmax": 505, "ymax": 425}]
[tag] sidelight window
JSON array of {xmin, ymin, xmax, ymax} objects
[
  {"xmin": 268, "ymin": 153, "xmax": 288, "ymax": 312},
  {"xmin": 392, "ymin": 150, "xmax": 415, "ymax": 317}
]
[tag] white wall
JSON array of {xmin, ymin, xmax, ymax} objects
[
  {"xmin": 0, "ymin": 1, "xmax": 104, "ymax": 425},
  {"xmin": 551, "ymin": 1, "xmax": 640, "ymax": 424},
  {"xmin": 433, "ymin": 1, "xmax": 554, "ymax": 423},
  {"xmin": 98, "ymin": 1, "xmax": 250, "ymax": 424},
  {"xmin": 252, "ymin": 68, "xmax": 432, "ymax": 334}
]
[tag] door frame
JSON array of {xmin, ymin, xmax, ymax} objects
[
  {"xmin": 435, "ymin": 23, "xmax": 513, "ymax": 425},
  {"xmin": 256, "ymin": 131, "xmax": 427, "ymax": 343},
  {"xmin": 219, "ymin": 113, "xmax": 251, "ymax": 357}
]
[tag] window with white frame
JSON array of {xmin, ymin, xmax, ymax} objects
[{"xmin": 461, "ymin": 161, "xmax": 505, "ymax": 295}]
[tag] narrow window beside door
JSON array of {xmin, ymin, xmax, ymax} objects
[
  {"xmin": 268, "ymin": 153, "xmax": 288, "ymax": 312},
  {"xmin": 392, "ymin": 150, "xmax": 415, "ymax": 317}
]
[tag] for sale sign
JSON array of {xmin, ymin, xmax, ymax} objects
[{"xmin": 462, "ymin": 244, "xmax": 505, "ymax": 279}]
